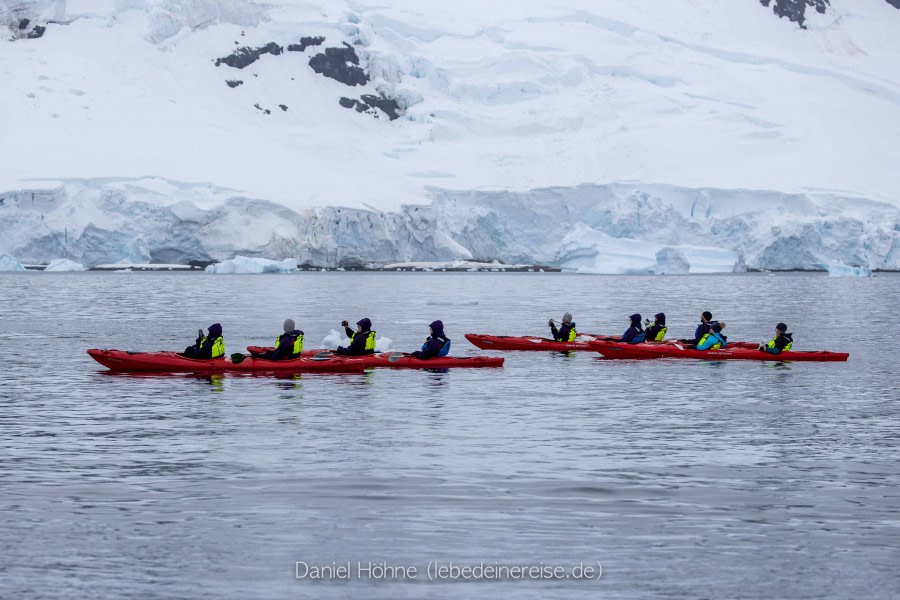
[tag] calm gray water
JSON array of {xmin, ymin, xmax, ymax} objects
[{"xmin": 1, "ymin": 271, "xmax": 898, "ymax": 599}]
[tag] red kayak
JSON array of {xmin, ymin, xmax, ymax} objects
[
  {"xmin": 464, "ymin": 333, "xmax": 608, "ymax": 351},
  {"xmin": 87, "ymin": 349, "xmax": 367, "ymax": 373},
  {"xmin": 465, "ymin": 333, "xmax": 757, "ymax": 352},
  {"xmin": 589, "ymin": 340, "xmax": 849, "ymax": 362},
  {"xmin": 246, "ymin": 345, "xmax": 327, "ymax": 357},
  {"xmin": 249, "ymin": 346, "xmax": 503, "ymax": 368},
  {"xmin": 358, "ymin": 352, "xmax": 503, "ymax": 369}
]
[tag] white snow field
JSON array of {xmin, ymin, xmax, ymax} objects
[{"xmin": 1, "ymin": 0, "xmax": 899, "ymax": 271}]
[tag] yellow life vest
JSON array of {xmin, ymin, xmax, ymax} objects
[
  {"xmin": 566, "ymin": 327, "xmax": 577, "ymax": 342},
  {"xmin": 275, "ymin": 333, "xmax": 304, "ymax": 356},
  {"xmin": 201, "ymin": 335, "xmax": 225, "ymax": 358},
  {"xmin": 650, "ymin": 326, "xmax": 667, "ymax": 341},
  {"xmin": 351, "ymin": 330, "xmax": 377, "ymax": 351},
  {"xmin": 698, "ymin": 332, "xmax": 723, "ymax": 350},
  {"xmin": 766, "ymin": 336, "xmax": 792, "ymax": 352}
]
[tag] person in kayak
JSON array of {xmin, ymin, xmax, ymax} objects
[
  {"xmin": 335, "ymin": 318, "xmax": 376, "ymax": 356},
  {"xmin": 253, "ymin": 319, "xmax": 304, "ymax": 360},
  {"xmin": 695, "ymin": 322, "xmax": 727, "ymax": 350},
  {"xmin": 680, "ymin": 311, "xmax": 717, "ymax": 345},
  {"xmin": 621, "ymin": 313, "xmax": 646, "ymax": 344},
  {"xmin": 183, "ymin": 323, "xmax": 225, "ymax": 359},
  {"xmin": 644, "ymin": 312, "xmax": 667, "ymax": 341},
  {"xmin": 759, "ymin": 323, "xmax": 793, "ymax": 354},
  {"xmin": 410, "ymin": 320, "xmax": 451, "ymax": 359},
  {"xmin": 549, "ymin": 312, "xmax": 577, "ymax": 342}
]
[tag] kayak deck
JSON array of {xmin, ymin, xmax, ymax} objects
[
  {"xmin": 589, "ymin": 340, "xmax": 849, "ymax": 362},
  {"xmin": 87, "ymin": 349, "xmax": 367, "ymax": 373},
  {"xmin": 248, "ymin": 346, "xmax": 502, "ymax": 368},
  {"xmin": 464, "ymin": 333, "xmax": 606, "ymax": 351},
  {"xmin": 464, "ymin": 333, "xmax": 758, "ymax": 352}
]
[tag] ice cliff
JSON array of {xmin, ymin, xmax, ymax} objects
[{"xmin": 1, "ymin": 179, "xmax": 897, "ymax": 273}]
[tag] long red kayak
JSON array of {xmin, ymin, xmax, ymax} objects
[
  {"xmin": 464, "ymin": 333, "xmax": 757, "ymax": 352},
  {"xmin": 589, "ymin": 340, "xmax": 849, "ymax": 362},
  {"xmin": 464, "ymin": 333, "xmax": 606, "ymax": 351},
  {"xmin": 87, "ymin": 349, "xmax": 367, "ymax": 373},
  {"xmin": 248, "ymin": 346, "xmax": 503, "ymax": 368}
]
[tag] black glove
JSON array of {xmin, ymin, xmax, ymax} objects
[
  {"xmin": 548, "ymin": 319, "xmax": 555, "ymax": 327},
  {"xmin": 341, "ymin": 320, "xmax": 349, "ymax": 327},
  {"xmin": 196, "ymin": 329, "xmax": 204, "ymax": 345}
]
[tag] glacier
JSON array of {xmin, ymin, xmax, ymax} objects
[
  {"xmin": 1, "ymin": 178, "xmax": 898, "ymax": 272},
  {"xmin": 2, "ymin": 1, "xmax": 900, "ymax": 271}
]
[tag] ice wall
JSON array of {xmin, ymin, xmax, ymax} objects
[{"xmin": 1, "ymin": 179, "xmax": 897, "ymax": 272}]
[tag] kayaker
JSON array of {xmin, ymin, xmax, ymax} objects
[
  {"xmin": 549, "ymin": 312, "xmax": 577, "ymax": 342},
  {"xmin": 410, "ymin": 320, "xmax": 451, "ymax": 359},
  {"xmin": 253, "ymin": 319, "xmax": 304, "ymax": 360},
  {"xmin": 183, "ymin": 323, "xmax": 225, "ymax": 359},
  {"xmin": 681, "ymin": 311, "xmax": 717, "ymax": 345},
  {"xmin": 695, "ymin": 322, "xmax": 727, "ymax": 350},
  {"xmin": 621, "ymin": 313, "xmax": 646, "ymax": 344},
  {"xmin": 644, "ymin": 312, "xmax": 667, "ymax": 341},
  {"xmin": 335, "ymin": 318, "xmax": 377, "ymax": 356},
  {"xmin": 759, "ymin": 323, "xmax": 793, "ymax": 354}
]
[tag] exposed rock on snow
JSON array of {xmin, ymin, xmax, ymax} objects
[
  {"xmin": 308, "ymin": 43, "xmax": 368, "ymax": 86},
  {"xmin": 214, "ymin": 42, "xmax": 283, "ymax": 69},
  {"xmin": 287, "ymin": 36, "xmax": 325, "ymax": 52},
  {"xmin": 339, "ymin": 93, "xmax": 401, "ymax": 120}
]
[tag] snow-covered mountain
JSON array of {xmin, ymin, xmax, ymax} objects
[{"xmin": 2, "ymin": 0, "xmax": 899, "ymax": 271}]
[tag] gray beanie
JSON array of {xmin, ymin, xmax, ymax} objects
[
  {"xmin": 562, "ymin": 312, "xmax": 573, "ymax": 324},
  {"xmin": 283, "ymin": 319, "xmax": 295, "ymax": 333}
]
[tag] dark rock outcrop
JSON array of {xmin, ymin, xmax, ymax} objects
[
  {"xmin": 26, "ymin": 25, "xmax": 45, "ymax": 38},
  {"xmin": 340, "ymin": 94, "xmax": 401, "ymax": 120},
  {"xmin": 214, "ymin": 42, "xmax": 283, "ymax": 69},
  {"xmin": 309, "ymin": 43, "xmax": 368, "ymax": 86},
  {"xmin": 287, "ymin": 36, "xmax": 325, "ymax": 52},
  {"xmin": 760, "ymin": 0, "xmax": 828, "ymax": 28},
  {"xmin": 887, "ymin": 0, "xmax": 900, "ymax": 8},
  {"xmin": 225, "ymin": 80, "xmax": 243, "ymax": 88}
]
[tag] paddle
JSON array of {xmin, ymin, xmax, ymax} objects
[
  {"xmin": 231, "ymin": 352, "xmax": 247, "ymax": 364},
  {"xmin": 388, "ymin": 352, "xmax": 410, "ymax": 363}
]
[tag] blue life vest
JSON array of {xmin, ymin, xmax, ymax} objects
[{"xmin": 422, "ymin": 337, "xmax": 451, "ymax": 356}]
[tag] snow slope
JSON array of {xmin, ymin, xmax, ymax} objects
[{"xmin": 1, "ymin": 0, "xmax": 899, "ymax": 269}]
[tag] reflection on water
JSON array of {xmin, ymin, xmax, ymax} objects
[{"xmin": 0, "ymin": 271, "xmax": 898, "ymax": 600}]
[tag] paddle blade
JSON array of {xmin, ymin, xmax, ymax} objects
[
  {"xmin": 230, "ymin": 353, "xmax": 246, "ymax": 364},
  {"xmin": 388, "ymin": 352, "xmax": 409, "ymax": 363}
]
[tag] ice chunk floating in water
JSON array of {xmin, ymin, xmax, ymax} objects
[
  {"xmin": 826, "ymin": 260, "xmax": 873, "ymax": 278},
  {"xmin": 43, "ymin": 259, "xmax": 87, "ymax": 272},
  {"xmin": 0, "ymin": 254, "xmax": 26, "ymax": 271},
  {"xmin": 206, "ymin": 256, "xmax": 298, "ymax": 274}
]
